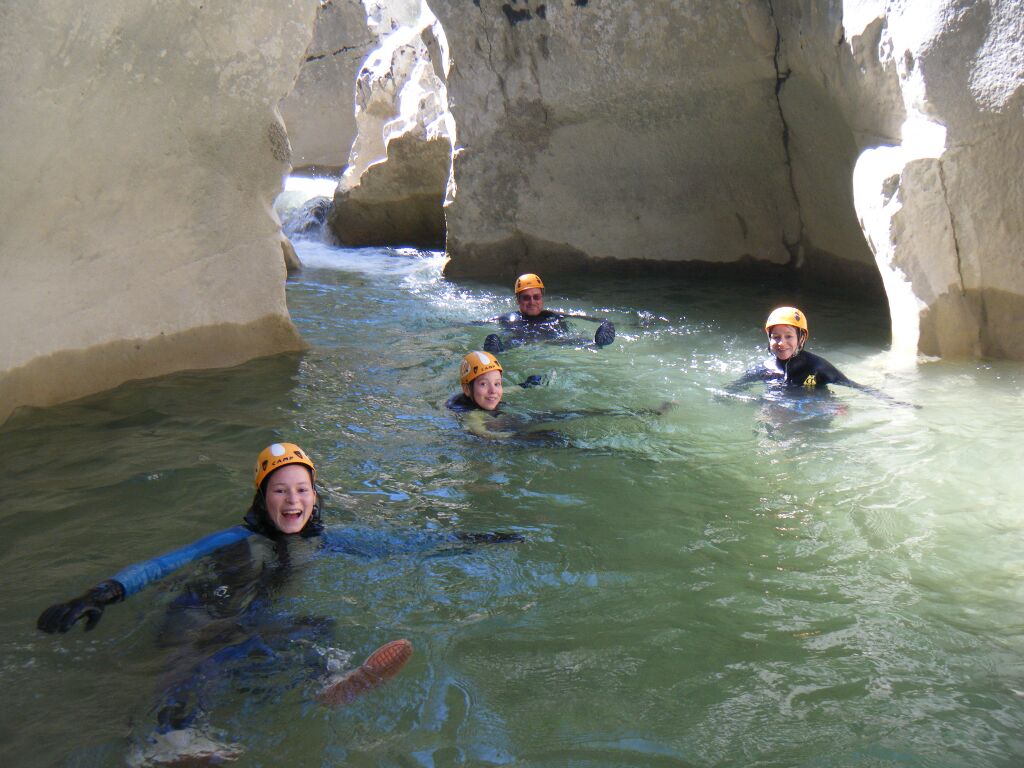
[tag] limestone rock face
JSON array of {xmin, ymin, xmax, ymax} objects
[
  {"xmin": 0, "ymin": 0, "xmax": 318, "ymax": 423},
  {"xmin": 847, "ymin": 1, "xmax": 1024, "ymax": 359},
  {"xmin": 327, "ymin": 0, "xmax": 454, "ymax": 248},
  {"xmin": 279, "ymin": 0, "xmax": 378, "ymax": 173},
  {"xmin": 330, "ymin": 134, "xmax": 450, "ymax": 247},
  {"xmin": 431, "ymin": 0, "xmax": 1024, "ymax": 360},
  {"xmin": 431, "ymin": 0, "xmax": 801, "ymax": 277}
]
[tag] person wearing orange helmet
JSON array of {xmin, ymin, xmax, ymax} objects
[
  {"xmin": 447, "ymin": 350, "xmax": 672, "ymax": 440},
  {"xmin": 447, "ymin": 350, "xmax": 507, "ymax": 412},
  {"xmin": 37, "ymin": 442, "xmax": 520, "ymax": 762},
  {"xmin": 445, "ymin": 350, "xmax": 548, "ymax": 438},
  {"xmin": 727, "ymin": 307, "xmax": 906, "ymax": 403},
  {"xmin": 483, "ymin": 273, "xmax": 615, "ymax": 352}
]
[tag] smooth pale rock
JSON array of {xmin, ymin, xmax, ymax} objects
[
  {"xmin": 849, "ymin": 0, "xmax": 1024, "ymax": 359},
  {"xmin": 279, "ymin": 0, "xmax": 377, "ymax": 173},
  {"xmin": 431, "ymin": 0, "xmax": 800, "ymax": 278},
  {"xmin": 328, "ymin": 0, "xmax": 454, "ymax": 248},
  {"xmin": 330, "ymin": 134, "xmax": 449, "ymax": 247},
  {"xmin": 0, "ymin": 1, "xmax": 319, "ymax": 423}
]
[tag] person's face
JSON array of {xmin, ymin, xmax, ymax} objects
[
  {"xmin": 467, "ymin": 369, "xmax": 503, "ymax": 410},
  {"xmin": 768, "ymin": 324, "xmax": 803, "ymax": 361},
  {"xmin": 264, "ymin": 463, "xmax": 316, "ymax": 534},
  {"xmin": 516, "ymin": 288, "xmax": 544, "ymax": 317}
]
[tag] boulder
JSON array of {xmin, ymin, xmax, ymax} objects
[{"xmin": 431, "ymin": 1, "xmax": 803, "ymax": 278}]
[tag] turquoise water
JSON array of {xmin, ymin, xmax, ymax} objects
[{"xmin": 2, "ymin": 242, "xmax": 1024, "ymax": 767}]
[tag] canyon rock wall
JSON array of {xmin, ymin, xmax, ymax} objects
[
  {"xmin": 3, "ymin": 0, "xmax": 1022, "ymax": 426},
  {"xmin": 0, "ymin": 0, "xmax": 319, "ymax": 423},
  {"xmin": 431, "ymin": 0, "xmax": 809, "ymax": 278},
  {"xmin": 846, "ymin": 0, "xmax": 1024, "ymax": 359}
]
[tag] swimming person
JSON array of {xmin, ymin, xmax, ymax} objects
[
  {"xmin": 446, "ymin": 350, "xmax": 544, "ymax": 439},
  {"xmin": 37, "ymin": 443, "xmax": 521, "ymax": 763},
  {"xmin": 725, "ymin": 307, "xmax": 912, "ymax": 405},
  {"xmin": 483, "ymin": 273, "xmax": 615, "ymax": 352},
  {"xmin": 447, "ymin": 350, "xmax": 672, "ymax": 441}
]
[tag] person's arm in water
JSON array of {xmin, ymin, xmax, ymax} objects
[
  {"xmin": 724, "ymin": 365, "xmax": 774, "ymax": 392},
  {"xmin": 802, "ymin": 352, "xmax": 918, "ymax": 407},
  {"xmin": 320, "ymin": 524, "xmax": 524, "ymax": 558},
  {"xmin": 470, "ymin": 312, "xmax": 520, "ymax": 326},
  {"xmin": 830, "ymin": 374, "xmax": 918, "ymax": 407},
  {"xmin": 36, "ymin": 526, "xmax": 255, "ymax": 633},
  {"xmin": 461, "ymin": 408, "xmax": 519, "ymax": 440},
  {"xmin": 552, "ymin": 310, "xmax": 603, "ymax": 324}
]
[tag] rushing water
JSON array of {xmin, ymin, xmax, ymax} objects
[{"xmin": 2, "ymin": 241, "xmax": 1024, "ymax": 767}]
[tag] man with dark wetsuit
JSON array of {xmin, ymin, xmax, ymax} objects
[
  {"xmin": 484, "ymin": 273, "xmax": 615, "ymax": 352},
  {"xmin": 727, "ymin": 306, "xmax": 907, "ymax": 404}
]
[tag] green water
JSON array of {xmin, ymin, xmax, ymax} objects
[{"xmin": 2, "ymin": 242, "xmax": 1024, "ymax": 767}]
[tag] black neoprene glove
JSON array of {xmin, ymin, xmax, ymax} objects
[{"xmin": 37, "ymin": 579, "xmax": 125, "ymax": 634}]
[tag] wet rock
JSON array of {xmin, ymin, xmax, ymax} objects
[
  {"xmin": 282, "ymin": 196, "xmax": 335, "ymax": 239},
  {"xmin": 0, "ymin": 1, "xmax": 315, "ymax": 422}
]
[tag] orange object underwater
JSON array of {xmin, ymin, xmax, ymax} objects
[{"xmin": 317, "ymin": 639, "xmax": 414, "ymax": 707}]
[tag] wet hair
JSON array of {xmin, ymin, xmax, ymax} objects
[{"xmin": 242, "ymin": 465, "xmax": 323, "ymax": 539}]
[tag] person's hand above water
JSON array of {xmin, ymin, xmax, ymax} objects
[{"xmin": 37, "ymin": 579, "xmax": 125, "ymax": 633}]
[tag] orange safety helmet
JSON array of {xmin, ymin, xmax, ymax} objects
[
  {"xmin": 254, "ymin": 442, "xmax": 316, "ymax": 489},
  {"xmin": 459, "ymin": 350, "xmax": 503, "ymax": 387},
  {"xmin": 514, "ymin": 273, "xmax": 544, "ymax": 294},
  {"xmin": 764, "ymin": 306, "xmax": 809, "ymax": 339}
]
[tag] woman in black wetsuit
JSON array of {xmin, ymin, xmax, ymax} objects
[
  {"xmin": 483, "ymin": 273, "xmax": 615, "ymax": 352},
  {"xmin": 37, "ymin": 442, "xmax": 519, "ymax": 764},
  {"xmin": 726, "ymin": 307, "xmax": 906, "ymax": 404}
]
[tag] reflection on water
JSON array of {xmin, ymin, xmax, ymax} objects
[{"xmin": 2, "ymin": 242, "xmax": 1024, "ymax": 766}]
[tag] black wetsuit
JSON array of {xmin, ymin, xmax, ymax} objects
[
  {"xmin": 729, "ymin": 350, "xmax": 855, "ymax": 391},
  {"xmin": 496, "ymin": 310, "xmax": 569, "ymax": 341},
  {"xmin": 486, "ymin": 310, "xmax": 615, "ymax": 351},
  {"xmin": 445, "ymin": 393, "xmax": 483, "ymax": 412}
]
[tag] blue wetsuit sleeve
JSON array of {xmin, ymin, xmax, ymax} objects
[{"xmin": 111, "ymin": 525, "xmax": 254, "ymax": 597}]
